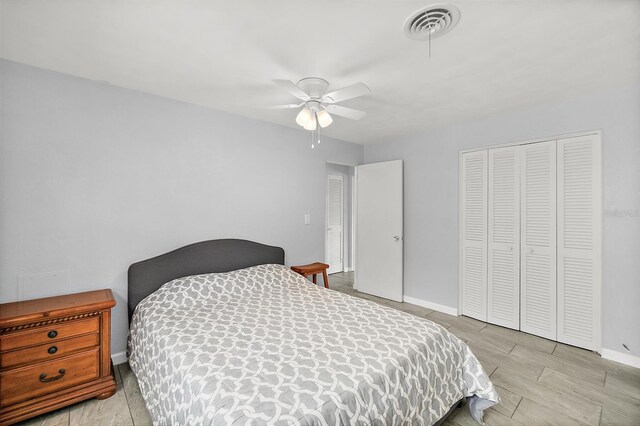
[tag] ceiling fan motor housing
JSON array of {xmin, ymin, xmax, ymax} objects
[{"xmin": 297, "ymin": 77, "xmax": 329, "ymax": 99}]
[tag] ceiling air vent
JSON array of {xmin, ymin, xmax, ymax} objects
[{"xmin": 403, "ymin": 4, "xmax": 460, "ymax": 40}]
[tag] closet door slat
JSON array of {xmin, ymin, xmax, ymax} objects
[
  {"xmin": 461, "ymin": 150, "xmax": 488, "ymax": 321},
  {"xmin": 488, "ymin": 146, "xmax": 520, "ymax": 329},
  {"xmin": 557, "ymin": 135, "xmax": 601, "ymax": 350},
  {"xmin": 520, "ymin": 141, "xmax": 557, "ymax": 340}
]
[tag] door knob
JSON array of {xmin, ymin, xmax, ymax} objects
[
  {"xmin": 393, "ymin": 236, "xmax": 401, "ymax": 241},
  {"xmin": 528, "ymin": 248, "xmax": 534, "ymax": 254}
]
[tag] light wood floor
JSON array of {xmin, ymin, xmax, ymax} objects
[
  {"xmin": 330, "ymin": 272, "xmax": 640, "ymax": 426},
  {"xmin": 22, "ymin": 272, "xmax": 640, "ymax": 425},
  {"xmin": 21, "ymin": 362, "xmax": 152, "ymax": 426}
]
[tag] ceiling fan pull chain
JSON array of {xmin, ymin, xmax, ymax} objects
[
  {"xmin": 311, "ymin": 126, "xmax": 315, "ymax": 149},
  {"xmin": 316, "ymin": 113, "xmax": 321, "ymax": 145}
]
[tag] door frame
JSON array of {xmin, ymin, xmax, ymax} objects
[
  {"xmin": 325, "ymin": 161, "xmax": 357, "ymax": 286},
  {"xmin": 353, "ymin": 166, "xmax": 358, "ymax": 289},
  {"xmin": 458, "ymin": 129, "xmax": 601, "ymax": 154},
  {"xmin": 325, "ymin": 174, "xmax": 345, "ymax": 274}
]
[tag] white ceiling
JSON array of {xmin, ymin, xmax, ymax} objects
[{"xmin": 2, "ymin": 0, "xmax": 639, "ymax": 144}]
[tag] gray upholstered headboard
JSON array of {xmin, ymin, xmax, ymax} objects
[{"xmin": 127, "ymin": 239, "xmax": 285, "ymax": 320}]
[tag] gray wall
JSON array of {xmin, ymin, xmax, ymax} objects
[
  {"xmin": 0, "ymin": 60, "xmax": 364, "ymax": 356},
  {"xmin": 3, "ymin": 58, "xmax": 638, "ymax": 358},
  {"xmin": 325, "ymin": 163, "xmax": 355, "ymax": 272},
  {"xmin": 365, "ymin": 84, "xmax": 640, "ymax": 356}
]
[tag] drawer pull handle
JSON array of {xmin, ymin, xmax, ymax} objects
[
  {"xmin": 48, "ymin": 330, "xmax": 58, "ymax": 339},
  {"xmin": 39, "ymin": 369, "xmax": 65, "ymax": 382},
  {"xmin": 48, "ymin": 346, "xmax": 58, "ymax": 354}
]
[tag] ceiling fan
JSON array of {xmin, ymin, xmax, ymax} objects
[{"xmin": 269, "ymin": 77, "xmax": 370, "ymax": 131}]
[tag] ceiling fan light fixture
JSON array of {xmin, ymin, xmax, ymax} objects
[
  {"xmin": 316, "ymin": 110, "xmax": 333, "ymax": 128},
  {"xmin": 295, "ymin": 107, "xmax": 313, "ymax": 127},
  {"xmin": 303, "ymin": 117, "xmax": 317, "ymax": 131},
  {"xmin": 270, "ymin": 78, "xmax": 369, "ymax": 147}
]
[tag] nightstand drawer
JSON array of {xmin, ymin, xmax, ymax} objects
[
  {"xmin": 0, "ymin": 348, "xmax": 100, "ymax": 408},
  {"xmin": 0, "ymin": 333, "xmax": 99, "ymax": 369},
  {"xmin": 0, "ymin": 316, "xmax": 99, "ymax": 352}
]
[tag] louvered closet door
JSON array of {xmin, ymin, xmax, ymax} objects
[
  {"xmin": 557, "ymin": 135, "xmax": 601, "ymax": 350},
  {"xmin": 520, "ymin": 141, "xmax": 557, "ymax": 340},
  {"xmin": 461, "ymin": 150, "xmax": 488, "ymax": 321},
  {"xmin": 488, "ymin": 147, "xmax": 520, "ymax": 329}
]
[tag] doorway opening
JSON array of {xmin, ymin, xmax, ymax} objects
[{"xmin": 325, "ymin": 162, "xmax": 355, "ymax": 288}]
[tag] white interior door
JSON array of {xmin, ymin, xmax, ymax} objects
[
  {"xmin": 520, "ymin": 141, "xmax": 557, "ymax": 340},
  {"xmin": 355, "ymin": 160, "xmax": 403, "ymax": 302},
  {"xmin": 488, "ymin": 146, "xmax": 521, "ymax": 329},
  {"xmin": 557, "ymin": 134, "xmax": 601, "ymax": 350},
  {"xmin": 326, "ymin": 175, "xmax": 344, "ymax": 274},
  {"xmin": 460, "ymin": 150, "xmax": 488, "ymax": 321}
]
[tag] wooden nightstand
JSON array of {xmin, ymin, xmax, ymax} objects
[{"xmin": 0, "ymin": 290, "xmax": 117, "ymax": 425}]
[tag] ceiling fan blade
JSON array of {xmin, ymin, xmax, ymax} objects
[
  {"xmin": 324, "ymin": 104, "xmax": 366, "ymax": 120},
  {"xmin": 273, "ymin": 79, "xmax": 310, "ymax": 101},
  {"xmin": 265, "ymin": 103, "xmax": 303, "ymax": 109},
  {"xmin": 322, "ymin": 82, "xmax": 370, "ymax": 103}
]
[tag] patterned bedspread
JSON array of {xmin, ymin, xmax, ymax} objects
[{"xmin": 128, "ymin": 264, "xmax": 498, "ymax": 425}]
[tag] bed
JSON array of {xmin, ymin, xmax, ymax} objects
[{"xmin": 127, "ymin": 239, "xmax": 499, "ymax": 425}]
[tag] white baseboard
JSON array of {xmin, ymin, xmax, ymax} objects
[
  {"xmin": 601, "ymin": 348, "xmax": 640, "ymax": 369},
  {"xmin": 112, "ymin": 351, "xmax": 128, "ymax": 365},
  {"xmin": 403, "ymin": 295, "xmax": 458, "ymax": 316},
  {"xmin": 343, "ymin": 267, "xmax": 354, "ymax": 272}
]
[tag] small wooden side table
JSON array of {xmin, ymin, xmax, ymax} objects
[{"xmin": 291, "ymin": 262, "xmax": 330, "ymax": 288}]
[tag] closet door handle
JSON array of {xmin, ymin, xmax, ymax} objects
[{"xmin": 527, "ymin": 248, "xmax": 534, "ymax": 254}]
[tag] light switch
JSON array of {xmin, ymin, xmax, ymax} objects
[{"xmin": 304, "ymin": 213, "xmax": 311, "ymax": 225}]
